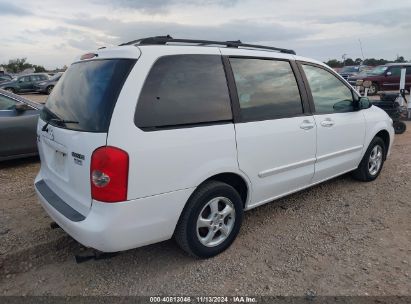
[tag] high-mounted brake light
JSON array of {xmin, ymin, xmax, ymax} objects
[
  {"xmin": 90, "ymin": 146, "xmax": 129, "ymax": 203},
  {"xmin": 81, "ymin": 53, "xmax": 98, "ymax": 60}
]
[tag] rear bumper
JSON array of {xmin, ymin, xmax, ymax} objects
[{"xmin": 35, "ymin": 174, "xmax": 194, "ymax": 252}]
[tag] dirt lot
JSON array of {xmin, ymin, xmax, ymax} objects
[
  {"xmin": 0, "ymin": 122, "xmax": 410, "ymax": 296},
  {"xmin": 20, "ymin": 93, "xmax": 48, "ymax": 104}
]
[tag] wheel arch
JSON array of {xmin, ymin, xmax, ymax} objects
[
  {"xmin": 172, "ymin": 171, "xmax": 251, "ymax": 239},
  {"xmin": 374, "ymin": 129, "xmax": 390, "ymax": 159},
  {"xmin": 199, "ymin": 172, "xmax": 250, "ymax": 209}
]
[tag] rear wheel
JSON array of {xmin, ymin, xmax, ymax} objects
[
  {"xmin": 175, "ymin": 181, "xmax": 243, "ymax": 258},
  {"xmin": 352, "ymin": 137, "xmax": 386, "ymax": 181},
  {"xmin": 393, "ymin": 121, "xmax": 406, "ymax": 134},
  {"xmin": 46, "ymin": 85, "xmax": 54, "ymax": 95}
]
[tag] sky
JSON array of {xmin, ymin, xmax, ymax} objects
[{"xmin": 1, "ymin": 0, "xmax": 410, "ymax": 69}]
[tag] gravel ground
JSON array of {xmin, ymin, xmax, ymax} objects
[
  {"xmin": 19, "ymin": 93, "xmax": 48, "ymax": 104},
  {"xmin": 0, "ymin": 123, "xmax": 410, "ymax": 296}
]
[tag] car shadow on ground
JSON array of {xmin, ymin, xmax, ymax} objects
[{"xmin": 0, "ymin": 156, "xmax": 39, "ymax": 170}]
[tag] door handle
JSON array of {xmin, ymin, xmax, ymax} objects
[
  {"xmin": 300, "ymin": 120, "xmax": 315, "ymax": 130},
  {"xmin": 320, "ymin": 119, "xmax": 335, "ymax": 127}
]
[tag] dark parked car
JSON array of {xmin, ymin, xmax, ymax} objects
[
  {"xmin": 338, "ymin": 65, "xmax": 361, "ymax": 80},
  {"xmin": 34, "ymin": 72, "xmax": 63, "ymax": 94},
  {"xmin": 0, "ymin": 74, "xmax": 13, "ymax": 84},
  {"xmin": 338, "ymin": 65, "xmax": 371, "ymax": 81},
  {"xmin": 347, "ymin": 71, "xmax": 369, "ymax": 86},
  {"xmin": 0, "ymin": 89, "xmax": 42, "ymax": 161},
  {"xmin": 0, "ymin": 73, "xmax": 49, "ymax": 94},
  {"xmin": 349, "ymin": 63, "xmax": 411, "ymax": 95}
]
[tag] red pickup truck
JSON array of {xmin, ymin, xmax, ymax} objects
[{"xmin": 348, "ymin": 63, "xmax": 411, "ymax": 95}]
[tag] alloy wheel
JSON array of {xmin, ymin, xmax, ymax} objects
[
  {"xmin": 196, "ymin": 197, "xmax": 236, "ymax": 247},
  {"xmin": 368, "ymin": 145, "xmax": 383, "ymax": 176}
]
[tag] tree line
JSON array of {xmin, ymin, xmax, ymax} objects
[
  {"xmin": 325, "ymin": 56, "xmax": 408, "ymax": 68},
  {"xmin": 2, "ymin": 55, "xmax": 409, "ymax": 73},
  {"xmin": 1, "ymin": 58, "xmax": 47, "ymax": 73}
]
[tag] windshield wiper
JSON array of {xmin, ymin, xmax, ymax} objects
[{"xmin": 42, "ymin": 118, "xmax": 79, "ymax": 131}]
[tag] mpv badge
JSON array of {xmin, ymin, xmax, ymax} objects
[{"xmin": 72, "ymin": 152, "xmax": 85, "ymax": 166}]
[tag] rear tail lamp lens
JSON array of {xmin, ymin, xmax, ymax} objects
[{"xmin": 90, "ymin": 146, "xmax": 129, "ymax": 203}]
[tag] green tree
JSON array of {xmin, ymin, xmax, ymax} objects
[
  {"xmin": 33, "ymin": 65, "xmax": 46, "ymax": 73},
  {"xmin": 3, "ymin": 58, "xmax": 47, "ymax": 73},
  {"xmin": 363, "ymin": 58, "xmax": 389, "ymax": 66},
  {"xmin": 324, "ymin": 59, "xmax": 343, "ymax": 68},
  {"xmin": 354, "ymin": 58, "xmax": 363, "ymax": 65},
  {"xmin": 344, "ymin": 58, "xmax": 355, "ymax": 66},
  {"xmin": 394, "ymin": 56, "xmax": 406, "ymax": 63}
]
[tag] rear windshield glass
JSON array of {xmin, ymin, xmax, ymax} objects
[{"xmin": 41, "ymin": 59, "xmax": 136, "ymax": 132}]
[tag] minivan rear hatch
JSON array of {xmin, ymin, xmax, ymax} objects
[{"xmin": 37, "ymin": 58, "xmax": 136, "ymax": 216}]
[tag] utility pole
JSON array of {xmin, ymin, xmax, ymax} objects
[{"xmin": 358, "ymin": 39, "xmax": 365, "ymax": 60}]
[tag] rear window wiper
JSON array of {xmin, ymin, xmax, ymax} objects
[{"xmin": 42, "ymin": 118, "xmax": 79, "ymax": 131}]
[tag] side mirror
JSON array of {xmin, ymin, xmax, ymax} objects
[
  {"xmin": 18, "ymin": 79, "xmax": 24, "ymax": 83},
  {"xmin": 359, "ymin": 97, "xmax": 372, "ymax": 110},
  {"xmin": 15, "ymin": 103, "xmax": 31, "ymax": 112},
  {"xmin": 386, "ymin": 71, "xmax": 392, "ymax": 76}
]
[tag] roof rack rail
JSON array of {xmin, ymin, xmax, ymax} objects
[{"xmin": 119, "ymin": 35, "xmax": 296, "ymax": 55}]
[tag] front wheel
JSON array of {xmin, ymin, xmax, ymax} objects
[
  {"xmin": 352, "ymin": 137, "xmax": 386, "ymax": 181},
  {"xmin": 4, "ymin": 88, "xmax": 15, "ymax": 94},
  {"xmin": 175, "ymin": 181, "xmax": 243, "ymax": 258}
]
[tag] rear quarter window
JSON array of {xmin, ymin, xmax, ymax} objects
[{"xmin": 134, "ymin": 55, "xmax": 232, "ymax": 129}]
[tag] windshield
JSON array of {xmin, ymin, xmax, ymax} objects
[
  {"xmin": 41, "ymin": 59, "xmax": 136, "ymax": 132},
  {"xmin": 340, "ymin": 66, "xmax": 358, "ymax": 73},
  {"xmin": 368, "ymin": 66, "xmax": 388, "ymax": 75}
]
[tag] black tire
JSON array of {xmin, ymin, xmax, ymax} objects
[
  {"xmin": 393, "ymin": 121, "xmax": 406, "ymax": 134},
  {"xmin": 368, "ymin": 82, "xmax": 379, "ymax": 96},
  {"xmin": 352, "ymin": 137, "xmax": 386, "ymax": 182},
  {"xmin": 46, "ymin": 85, "xmax": 54, "ymax": 95},
  {"xmin": 174, "ymin": 181, "xmax": 244, "ymax": 258},
  {"xmin": 4, "ymin": 87, "xmax": 15, "ymax": 94}
]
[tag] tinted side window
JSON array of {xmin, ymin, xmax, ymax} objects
[
  {"xmin": 135, "ymin": 55, "xmax": 232, "ymax": 129},
  {"xmin": 389, "ymin": 67, "xmax": 401, "ymax": 76},
  {"xmin": 406, "ymin": 67, "xmax": 411, "ymax": 75},
  {"xmin": 302, "ymin": 64, "xmax": 354, "ymax": 114},
  {"xmin": 229, "ymin": 58, "xmax": 303, "ymax": 121}
]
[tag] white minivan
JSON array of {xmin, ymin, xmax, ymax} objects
[{"xmin": 35, "ymin": 37, "xmax": 394, "ymax": 258}]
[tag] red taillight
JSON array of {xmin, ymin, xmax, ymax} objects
[{"xmin": 90, "ymin": 146, "xmax": 129, "ymax": 203}]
